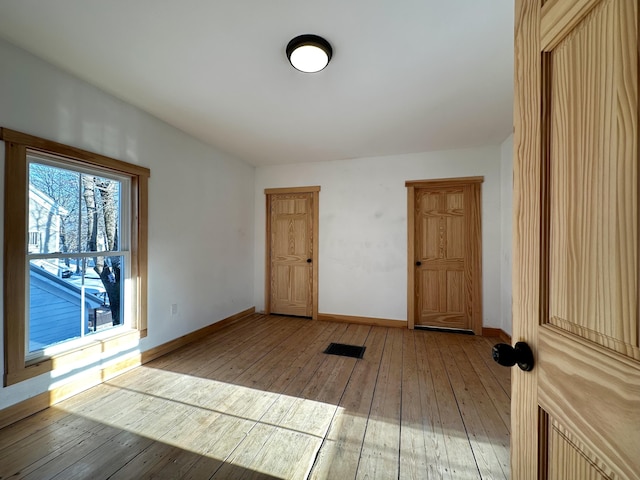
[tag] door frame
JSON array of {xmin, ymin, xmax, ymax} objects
[
  {"xmin": 406, "ymin": 176, "xmax": 483, "ymax": 334},
  {"xmin": 264, "ymin": 186, "xmax": 320, "ymax": 320}
]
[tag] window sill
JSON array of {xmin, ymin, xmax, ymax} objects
[{"xmin": 6, "ymin": 329, "xmax": 141, "ymax": 386}]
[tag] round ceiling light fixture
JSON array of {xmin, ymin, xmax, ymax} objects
[{"xmin": 286, "ymin": 34, "xmax": 332, "ymax": 73}]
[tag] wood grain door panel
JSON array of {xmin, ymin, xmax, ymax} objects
[
  {"xmin": 266, "ymin": 187, "xmax": 319, "ymax": 319},
  {"xmin": 417, "ymin": 267, "xmax": 466, "ymax": 328},
  {"xmin": 270, "ymin": 193, "xmax": 313, "ymax": 317},
  {"xmin": 272, "ymin": 265, "xmax": 311, "ymax": 316},
  {"xmin": 513, "ymin": 0, "xmax": 640, "ymax": 478},
  {"xmin": 408, "ymin": 179, "xmax": 482, "ymax": 334},
  {"xmin": 538, "ymin": 327, "xmax": 640, "ymax": 479}
]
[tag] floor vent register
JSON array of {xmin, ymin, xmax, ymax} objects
[{"xmin": 323, "ymin": 343, "xmax": 366, "ymax": 359}]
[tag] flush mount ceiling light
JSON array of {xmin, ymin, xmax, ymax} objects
[{"xmin": 286, "ymin": 34, "xmax": 332, "ymax": 73}]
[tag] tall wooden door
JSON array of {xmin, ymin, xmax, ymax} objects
[
  {"xmin": 407, "ymin": 178, "xmax": 483, "ymax": 335},
  {"xmin": 513, "ymin": 0, "xmax": 640, "ymax": 478},
  {"xmin": 265, "ymin": 187, "xmax": 319, "ymax": 319}
]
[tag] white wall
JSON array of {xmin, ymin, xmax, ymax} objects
[
  {"xmin": 500, "ymin": 134, "xmax": 514, "ymax": 336},
  {"xmin": 0, "ymin": 39, "xmax": 255, "ymax": 410},
  {"xmin": 254, "ymin": 146, "xmax": 503, "ymax": 327}
]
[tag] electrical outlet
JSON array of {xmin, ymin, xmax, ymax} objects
[{"xmin": 171, "ymin": 303, "xmax": 178, "ymax": 315}]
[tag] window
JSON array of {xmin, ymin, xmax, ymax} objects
[
  {"xmin": 2, "ymin": 128, "xmax": 149, "ymax": 386},
  {"xmin": 28, "ymin": 231, "xmax": 41, "ymax": 250},
  {"xmin": 28, "ymin": 157, "xmax": 128, "ymax": 358}
]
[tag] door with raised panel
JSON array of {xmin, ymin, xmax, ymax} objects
[
  {"xmin": 513, "ymin": 0, "xmax": 640, "ymax": 478},
  {"xmin": 408, "ymin": 178, "xmax": 482, "ymax": 335},
  {"xmin": 266, "ymin": 187, "xmax": 319, "ymax": 318}
]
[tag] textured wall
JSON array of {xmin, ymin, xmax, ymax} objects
[
  {"xmin": 0, "ymin": 38, "xmax": 255, "ymax": 410},
  {"xmin": 255, "ymin": 146, "xmax": 503, "ymax": 326}
]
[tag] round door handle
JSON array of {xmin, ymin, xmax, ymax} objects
[
  {"xmin": 307, "ymin": 258, "xmax": 312, "ymax": 263},
  {"xmin": 415, "ymin": 261, "xmax": 422, "ymax": 266},
  {"xmin": 492, "ymin": 342, "xmax": 534, "ymax": 372}
]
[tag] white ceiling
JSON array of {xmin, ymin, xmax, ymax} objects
[{"xmin": 0, "ymin": 1, "xmax": 514, "ymax": 167}]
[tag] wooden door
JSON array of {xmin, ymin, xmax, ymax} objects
[
  {"xmin": 265, "ymin": 187, "xmax": 319, "ymax": 318},
  {"xmin": 513, "ymin": 0, "xmax": 640, "ymax": 478},
  {"xmin": 407, "ymin": 178, "xmax": 483, "ymax": 335}
]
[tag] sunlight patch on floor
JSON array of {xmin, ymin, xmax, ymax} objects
[{"xmin": 57, "ymin": 367, "xmax": 344, "ymax": 479}]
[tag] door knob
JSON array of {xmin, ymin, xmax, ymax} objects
[
  {"xmin": 415, "ymin": 261, "xmax": 422, "ymax": 266},
  {"xmin": 492, "ymin": 342, "xmax": 534, "ymax": 372},
  {"xmin": 307, "ymin": 258, "xmax": 312, "ymax": 263}
]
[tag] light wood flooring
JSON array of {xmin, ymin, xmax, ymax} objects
[{"xmin": 0, "ymin": 314, "xmax": 511, "ymax": 479}]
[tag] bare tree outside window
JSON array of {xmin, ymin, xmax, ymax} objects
[
  {"xmin": 83, "ymin": 175, "xmax": 121, "ymax": 324},
  {"xmin": 28, "ymin": 159, "xmax": 125, "ymax": 352}
]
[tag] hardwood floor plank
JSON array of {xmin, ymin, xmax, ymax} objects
[
  {"xmin": 461, "ymin": 336, "xmax": 511, "ymax": 430},
  {"xmin": 232, "ymin": 319, "xmax": 343, "ymax": 392},
  {"xmin": 412, "ymin": 329, "xmax": 456, "ymax": 480},
  {"xmin": 108, "ymin": 313, "xmax": 283, "ymax": 392},
  {"xmin": 149, "ymin": 315, "xmax": 295, "ymax": 383},
  {"xmin": 160, "ymin": 318, "xmax": 350, "ymax": 476},
  {"xmin": 308, "ymin": 326, "xmax": 387, "ymax": 480},
  {"xmin": 266, "ymin": 320, "xmax": 349, "ymax": 395},
  {"xmin": 50, "ymin": 430, "xmax": 154, "ymax": 480},
  {"xmin": 197, "ymin": 317, "xmax": 302, "ymax": 382},
  {"xmin": 56, "ymin": 382, "xmax": 124, "ymax": 411},
  {"xmin": 0, "ymin": 423, "xmax": 93, "ymax": 478},
  {"xmin": 176, "ymin": 412, "xmax": 255, "ymax": 463},
  {"xmin": 61, "ymin": 385, "xmax": 163, "ymax": 436},
  {"xmin": 21, "ymin": 421, "xmax": 123, "ymax": 480},
  {"xmin": 101, "ymin": 317, "xmax": 303, "ymax": 430},
  {"xmin": 211, "ymin": 423, "xmax": 322, "ymax": 480},
  {"xmin": 192, "ymin": 318, "xmax": 345, "ymax": 427},
  {"xmin": 420, "ymin": 331, "xmax": 480, "ymax": 479},
  {"xmin": 399, "ymin": 329, "xmax": 450, "ymax": 479},
  {"xmin": 108, "ymin": 441, "xmax": 202, "ymax": 479},
  {"xmin": 181, "ymin": 455, "xmax": 227, "ymax": 480},
  {"xmin": 215, "ymin": 323, "xmax": 368, "ymax": 478},
  {"xmin": 273, "ymin": 324, "xmax": 370, "ymax": 438},
  {"xmin": 0, "ymin": 406, "xmax": 72, "ymax": 451},
  {"xmin": 257, "ymin": 322, "xmax": 350, "ymax": 429},
  {"xmin": 122, "ymin": 400, "xmax": 194, "ymax": 441},
  {"xmin": 356, "ymin": 327, "xmax": 404, "ymax": 479},
  {"xmin": 0, "ymin": 316, "xmax": 512, "ymax": 480},
  {"xmin": 238, "ymin": 319, "xmax": 345, "ymax": 399},
  {"xmin": 435, "ymin": 332, "xmax": 509, "ymax": 479},
  {"xmin": 153, "ymin": 402, "xmax": 247, "ymax": 459},
  {"xmin": 399, "ymin": 329, "xmax": 427, "ymax": 479},
  {"xmin": 450, "ymin": 336, "xmax": 510, "ymax": 475}
]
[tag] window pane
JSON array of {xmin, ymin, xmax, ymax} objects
[
  {"xmin": 29, "ymin": 160, "xmax": 121, "ymax": 254},
  {"xmin": 80, "ymin": 173, "xmax": 121, "ymax": 253},
  {"xmin": 29, "ymin": 162, "xmax": 79, "ymax": 254},
  {"xmin": 29, "ymin": 256, "xmax": 124, "ymax": 354}
]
